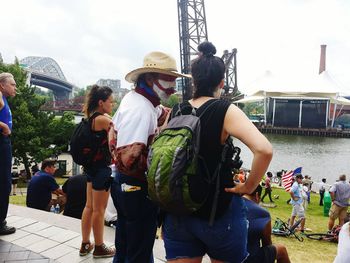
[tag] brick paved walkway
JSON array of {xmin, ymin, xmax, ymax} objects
[
  {"xmin": 0, "ymin": 239, "xmax": 55, "ymax": 262},
  {"xmin": 0, "ymin": 205, "xmax": 167, "ymax": 263}
]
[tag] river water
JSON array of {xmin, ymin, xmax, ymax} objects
[{"xmin": 233, "ymin": 134, "xmax": 350, "ymax": 184}]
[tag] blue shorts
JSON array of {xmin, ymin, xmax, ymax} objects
[
  {"xmin": 162, "ymin": 195, "xmax": 248, "ymax": 262},
  {"xmin": 86, "ymin": 166, "xmax": 112, "ymax": 191}
]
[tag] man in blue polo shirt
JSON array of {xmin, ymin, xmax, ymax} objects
[
  {"xmin": 0, "ymin": 72, "xmax": 17, "ymax": 235},
  {"xmin": 26, "ymin": 159, "xmax": 65, "ymax": 211},
  {"xmin": 328, "ymin": 174, "xmax": 350, "ymax": 230},
  {"xmin": 289, "ymin": 173, "xmax": 306, "ymax": 232}
]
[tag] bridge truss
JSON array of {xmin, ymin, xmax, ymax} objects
[{"xmin": 20, "ymin": 56, "xmax": 74, "ymax": 100}]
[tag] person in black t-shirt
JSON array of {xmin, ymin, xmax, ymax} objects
[
  {"xmin": 244, "ymin": 185, "xmax": 290, "ymax": 263},
  {"xmin": 62, "ymin": 174, "xmax": 87, "ymax": 219}
]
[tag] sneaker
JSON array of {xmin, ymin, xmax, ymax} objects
[
  {"xmin": 79, "ymin": 242, "xmax": 94, "ymax": 256},
  {"xmin": 93, "ymin": 243, "xmax": 116, "ymax": 258},
  {"xmin": 0, "ymin": 225, "xmax": 16, "ymax": 235}
]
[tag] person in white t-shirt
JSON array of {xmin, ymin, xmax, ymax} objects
[
  {"xmin": 302, "ymin": 183, "xmax": 309, "ymax": 211},
  {"xmin": 319, "ymin": 178, "xmax": 326, "ymax": 206},
  {"xmin": 333, "ymin": 222, "xmax": 350, "ymax": 263},
  {"xmin": 109, "ymin": 51, "xmax": 190, "ymax": 263}
]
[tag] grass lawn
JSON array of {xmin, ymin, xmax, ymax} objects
[
  {"xmin": 9, "ymin": 185, "xmax": 339, "ymax": 262},
  {"xmin": 268, "ymin": 187, "xmax": 338, "ymax": 263}
]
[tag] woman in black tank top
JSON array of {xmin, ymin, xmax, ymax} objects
[
  {"xmin": 162, "ymin": 42, "xmax": 273, "ymax": 263},
  {"xmin": 80, "ymin": 85, "xmax": 115, "ymax": 258}
]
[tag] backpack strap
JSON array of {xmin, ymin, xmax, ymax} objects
[
  {"xmin": 88, "ymin": 112, "xmax": 103, "ymax": 130},
  {"xmin": 172, "ymin": 99, "xmax": 220, "ymax": 119}
]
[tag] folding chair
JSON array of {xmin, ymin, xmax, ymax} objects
[{"xmin": 272, "ymin": 217, "xmax": 304, "ymax": 242}]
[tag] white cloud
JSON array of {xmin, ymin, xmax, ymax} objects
[{"xmin": 1, "ymin": 0, "xmax": 350, "ymax": 94}]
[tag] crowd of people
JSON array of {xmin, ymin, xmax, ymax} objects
[{"xmin": 1, "ymin": 42, "xmax": 349, "ymax": 263}]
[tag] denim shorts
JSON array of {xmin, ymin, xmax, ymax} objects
[
  {"xmin": 85, "ymin": 166, "xmax": 112, "ymax": 191},
  {"xmin": 162, "ymin": 195, "xmax": 248, "ymax": 262}
]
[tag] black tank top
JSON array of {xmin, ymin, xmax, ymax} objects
[
  {"xmin": 172, "ymin": 99, "xmax": 233, "ymax": 220},
  {"xmin": 90, "ymin": 113, "xmax": 111, "ymax": 168}
]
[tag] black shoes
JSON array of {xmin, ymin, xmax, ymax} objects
[{"xmin": 0, "ymin": 221, "xmax": 16, "ymax": 235}]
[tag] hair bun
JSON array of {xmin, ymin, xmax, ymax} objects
[{"xmin": 198, "ymin": 41, "xmax": 217, "ymax": 56}]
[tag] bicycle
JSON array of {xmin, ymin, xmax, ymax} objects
[
  {"xmin": 305, "ymin": 225, "xmax": 341, "ymax": 243},
  {"xmin": 272, "ymin": 217, "xmax": 304, "ymax": 242}
]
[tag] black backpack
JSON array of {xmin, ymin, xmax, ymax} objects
[{"xmin": 69, "ymin": 112, "xmax": 102, "ymax": 166}]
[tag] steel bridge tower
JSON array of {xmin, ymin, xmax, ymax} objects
[
  {"xmin": 221, "ymin": 49, "xmax": 239, "ymax": 100},
  {"xmin": 177, "ymin": 0, "xmax": 208, "ymax": 100},
  {"xmin": 177, "ymin": 0, "xmax": 239, "ymax": 101}
]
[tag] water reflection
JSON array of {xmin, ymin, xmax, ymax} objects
[{"xmin": 233, "ymin": 134, "xmax": 350, "ymax": 184}]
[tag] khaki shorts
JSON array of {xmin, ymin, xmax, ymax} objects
[
  {"xmin": 329, "ymin": 204, "xmax": 348, "ymax": 220},
  {"xmin": 291, "ymin": 203, "xmax": 305, "ymax": 218}
]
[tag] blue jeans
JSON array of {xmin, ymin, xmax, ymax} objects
[
  {"xmin": 163, "ymin": 195, "xmax": 248, "ymax": 262},
  {"xmin": 111, "ymin": 171, "xmax": 157, "ymax": 263},
  {"xmin": 0, "ymin": 136, "xmax": 12, "ymax": 223}
]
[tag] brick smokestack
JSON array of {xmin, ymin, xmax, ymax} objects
[{"xmin": 319, "ymin": 44, "xmax": 327, "ymax": 74}]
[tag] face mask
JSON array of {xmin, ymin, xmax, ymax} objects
[{"xmin": 153, "ymin": 79, "xmax": 176, "ymax": 102}]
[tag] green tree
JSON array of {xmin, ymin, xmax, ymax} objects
[
  {"xmin": 74, "ymin": 87, "xmax": 89, "ymax": 97},
  {"xmin": 35, "ymin": 88, "xmax": 54, "ymax": 101},
  {"xmin": 1, "ymin": 60, "xmax": 75, "ymax": 178},
  {"xmin": 242, "ymin": 101, "xmax": 264, "ymax": 116},
  {"xmin": 161, "ymin": 94, "xmax": 180, "ymax": 108}
]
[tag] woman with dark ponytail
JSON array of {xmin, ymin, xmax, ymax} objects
[
  {"xmin": 162, "ymin": 42, "xmax": 273, "ymax": 263},
  {"xmin": 80, "ymin": 85, "xmax": 116, "ymax": 258}
]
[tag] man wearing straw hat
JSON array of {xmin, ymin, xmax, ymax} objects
[
  {"xmin": 109, "ymin": 51, "xmax": 190, "ymax": 262},
  {"xmin": 0, "ymin": 72, "xmax": 17, "ymax": 235}
]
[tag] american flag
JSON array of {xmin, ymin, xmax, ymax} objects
[{"xmin": 282, "ymin": 167, "xmax": 302, "ymax": 192}]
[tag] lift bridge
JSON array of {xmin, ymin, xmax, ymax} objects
[{"xmin": 19, "ymin": 56, "xmax": 83, "ymax": 112}]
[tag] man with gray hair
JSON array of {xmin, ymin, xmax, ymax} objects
[
  {"xmin": 0, "ymin": 72, "xmax": 17, "ymax": 235},
  {"xmin": 328, "ymin": 174, "xmax": 350, "ymax": 230}
]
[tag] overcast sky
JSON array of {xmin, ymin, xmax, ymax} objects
[{"xmin": 1, "ymin": 0, "xmax": 349, "ymax": 94}]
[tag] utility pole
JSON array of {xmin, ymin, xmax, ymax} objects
[{"xmin": 177, "ymin": 0, "xmax": 208, "ymax": 101}]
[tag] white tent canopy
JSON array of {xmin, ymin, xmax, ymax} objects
[
  {"xmin": 237, "ymin": 70, "xmax": 350, "ymax": 105},
  {"xmin": 236, "ymin": 70, "xmax": 350, "ymax": 127}
]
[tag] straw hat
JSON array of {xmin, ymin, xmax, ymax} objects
[{"xmin": 125, "ymin": 51, "xmax": 191, "ymax": 83}]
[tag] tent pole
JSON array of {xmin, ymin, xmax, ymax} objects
[
  {"xmin": 331, "ymin": 103, "xmax": 337, "ymax": 128},
  {"xmin": 263, "ymin": 92, "xmax": 267, "ymax": 125},
  {"xmin": 272, "ymin": 98, "xmax": 276, "ymax": 127},
  {"xmin": 298, "ymin": 100, "xmax": 303, "ymax": 128},
  {"xmin": 336, "ymin": 105, "xmax": 344, "ymax": 119},
  {"xmin": 325, "ymin": 100, "xmax": 329, "ymax": 128}
]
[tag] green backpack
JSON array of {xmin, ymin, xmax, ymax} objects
[{"xmin": 147, "ymin": 100, "xmax": 242, "ymax": 221}]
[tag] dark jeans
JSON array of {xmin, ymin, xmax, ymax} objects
[
  {"xmin": 319, "ymin": 190, "xmax": 325, "ymax": 206},
  {"xmin": 0, "ymin": 136, "xmax": 12, "ymax": 223},
  {"xmin": 111, "ymin": 171, "xmax": 157, "ymax": 263},
  {"xmin": 261, "ymin": 188, "xmax": 273, "ymax": 202}
]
